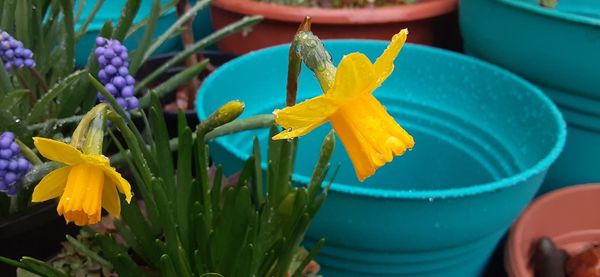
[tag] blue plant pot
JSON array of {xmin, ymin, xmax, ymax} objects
[
  {"xmin": 74, "ymin": 0, "xmax": 180, "ymax": 68},
  {"xmin": 196, "ymin": 41, "xmax": 566, "ymax": 276},
  {"xmin": 459, "ymin": 0, "xmax": 600, "ymax": 193}
]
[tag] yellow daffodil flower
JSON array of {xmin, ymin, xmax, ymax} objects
[
  {"xmin": 31, "ymin": 137, "xmax": 132, "ymax": 226},
  {"xmin": 273, "ymin": 29, "xmax": 414, "ymax": 181}
]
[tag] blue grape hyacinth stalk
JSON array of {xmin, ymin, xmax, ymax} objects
[
  {"xmin": 0, "ymin": 30, "xmax": 36, "ymax": 74},
  {"xmin": 94, "ymin": 37, "xmax": 138, "ymax": 113},
  {"xmin": 0, "ymin": 132, "xmax": 31, "ymax": 197}
]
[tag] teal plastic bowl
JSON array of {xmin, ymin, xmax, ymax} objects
[
  {"xmin": 459, "ymin": 0, "xmax": 600, "ymax": 193},
  {"xmin": 74, "ymin": 0, "xmax": 180, "ymax": 68},
  {"xmin": 196, "ymin": 41, "xmax": 566, "ymax": 276}
]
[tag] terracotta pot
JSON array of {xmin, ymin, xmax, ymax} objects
[
  {"xmin": 211, "ymin": 0, "xmax": 460, "ymax": 55},
  {"xmin": 506, "ymin": 183, "xmax": 600, "ymax": 276}
]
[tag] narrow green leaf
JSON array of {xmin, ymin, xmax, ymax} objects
[
  {"xmin": 252, "ymin": 137, "xmax": 263, "ymax": 205},
  {"xmin": 58, "ymin": 0, "xmax": 75, "ymax": 73},
  {"xmin": 308, "ymin": 131, "xmax": 335, "ymax": 201},
  {"xmin": 1, "ymin": 0, "xmax": 16, "ymax": 31},
  {"xmin": 159, "ymin": 254, "xmax": 179, "ymax": 277},
  {"xmin": 65, "ymin": 234, "xmax": 113, "ymax": 269},
  {"xmin": 126, "ymin": 0, "xmax": 176, "ymax": 38},
  {"xmin": 112, "ymin": 0, "xmax": 141, "ymax": 41},
  {"xmin": 129, "ymin": 0, "xmax": 160, "ymax": 75},
  {"xmin": 0, "ymin": 89, "xmax": 28, "ymax": 111},
  {"xmin": 149, "ymin": 104, "xmax": 175, "ymax": 189},
  {"xmin": 27, "ymin": 70, "xmax": 86, "ymax": 124},
  {"xmin": 15, "ymin": 0, "xmax": 32, "ymax": 47},
  {"xmin": 139, "ymin": 59, "xmax": 209, "ymax": 107},
  {"xmin": 74, "ymin": 0, "xmax": 104, "ymax": 41},
  {"xmin": 292, "ymin": 239, "xmax": 325, "ymax": 277},
  {"xmin": 143, "ymin": 0, "xmax": 212, "ymax": 62},
  {"xmin": 176, "ymin": 123, "xmax": 194, "ymax": 252},
  {"xmin": 20, "ymin": 257, "xmax": 68, "ymax": 277},
  {"xmin": 136, "ymin": 15, "xmax": 262, "ymax": 92},
  {"xmin": 0, "ymin": 61, "xmax": 15, "ymax": 94}
]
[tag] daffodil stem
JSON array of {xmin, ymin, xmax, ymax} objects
[
  {"xmin": 286, "ymin": 16, "xmax": 311, "ymax": 107},
  {"xmin": 15, "ymin": 139, "xmax": 43, "ymax": 165},
  {"xmin": 108, "ymin": 114, "xmax": 274, "ymax": 166}
]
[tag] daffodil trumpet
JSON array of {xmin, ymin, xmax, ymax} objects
[
  {"xmin": 273, "ymin": 29, "xmax": 415, "ymax": 181},
  {"xmin": 31, "ymin": 104, "xmax": 132, "ymax": 226}
]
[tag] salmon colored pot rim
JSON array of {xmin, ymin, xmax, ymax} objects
[
  {"xmin": 506, "ymin": 183, "xmax": 600, "ymax": 277},
  {"xmin": 212, "ymin": 0, "xmax": 458, "ymax": 24}
]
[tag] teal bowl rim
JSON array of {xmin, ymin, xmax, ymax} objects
[
  {"xmin": 74, "ymin": 3, "xmax": 177, "ymax": 31},
  {"xmin": 197, "ymin": 41, "xmax": 567, "ymax": 200},
  {"xmin": 496, "ymin": 0, "xmax": 600, "ymax": 27}
]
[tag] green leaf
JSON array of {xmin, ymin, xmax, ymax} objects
[
  {"xmin": 74, "ymin": 0, "xmax": 104, "ymax": 41},
  {"xmin": 95, "ymin": 234, "xmax": 143, "ymax": 276},
  {"xmin": 176, "ymin": 116, "xmax": 193, "ymax": 252},
  {"xmin": 26, "ymin": 70, "xmax": 86, "ymax": 124},
  {"xmin": 252, "ymin": 137, "xmax": 263, "ymax": 205},
  {"xmin": 308, "ymin": 131, "xmax": 335, "ymax": 201},
  {"xmin": 138, "ymin": 59, "xmax": 209, "ymax": 107},
  {"xmin": 15, "ymin": 0, "xmax": 32, "ymax": 47},
  {"xmin": 112, "ymin": 0, "xmax": 141, "ymax": 41},
  {"xmin": 0, "ymin": 61, "xmax": 15, "ymax": 95},
  {"xmin": 136, "ymin": 15, "xmax": 262, "ymax": 92},
  {"xmin": 128, "ymin": 0, "xmax": 160, "ymax": 75},
  {"xmin": 1, "ymin": 0, "xmax": 16, "ymax": 31},
  {"xmin": 159, "ymin": 254, "xmax": 178, "ymax": 277},
  {"xmin": 0, "ymin": 89, "xmax": 28, "ymax": 111},
  {"xmin": 126, "ymin": 0, "xmax": 176, "ymax": 38},
  {"xmin": 143, "ymin": 0, "xmax": 212, "ymax": 62},
  {"xmin": 58, "ymin": 0, "xmax": 75, "ymax": 74},
  {"xmin": 149, "ymin": 103, "xmax": 175, "ymax": 190},
  {"xmin": 65, "ymin": 234, "xmax": 113, "ymax": 269}
]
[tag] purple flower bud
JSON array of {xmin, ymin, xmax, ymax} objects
[
  {"xmin": 0, "ymin": 160, "xmax": 7, "ymax": 170},
  {"xmin": 127, "ymin": 97, "xmax": 139, "ymax": 109},
  {"xmin": 4, "ymin": 49, "xmax": 13, "ymax": 58},
  {"xmin": 118, "ymin": 66, "xmax": 128, "ymax": 76},
  {"xmin": 116, "ymin": 98, "xmax": 127, "ymax": 108},
  {"xmin": 17, "ymin": 157, "xmax": 29, "ymax": 171},
  {"xmin": 95, "ymin": 37, "xmax": 107, "ymax": 47},
  {"xmin": 14, "ymin": 47, "xmax": 23, "ymax": 56},
  {"xmin": 12, "ymin": 58, "xmax": 23, "ymax": 68},
  {"xmin": 7, "ymin": 160, "xmax": 17, "ymax": 171},
  {"xmin": 121, "ymin": 86, "xmax": 134, "ymax": 97},
  {"xmin": 9, "ymin": 39, "xmax": 18, "ymax": 48},
  {"xmin": 105, "ymin": 65, "xmax": 117, "ymax": 75},
  {"xmin": 98, "ymin": 55, "xmax": 108, "ymax": 65},
  {"xmin": 23, "ymin": 49, "xmax": 32, "ymax": 58},
  {"xmin": 126, "ymin": 75, "xmax": 135, "ymax": 86},
  {"xmin": 0, "ymin": 41, "xmax": 9, "ymax": 50},
  {"xmin": 105, "ymin": 83, "xmax": 118, "ymax": 95},
  {"xmin": 94, "ymin": 47, "xmax": 105, "ymax": 56},
  {"xmin": 98, "ymin": 69, "xmax": 108, "ymax": 81},
  {"xmin": 111, "ymin": 57, "xmax": 123, "ymax": 67},
  {"xmin": 97, "ymin": 93, "xmax": 105, "ymax": 101},
  {"xmin": 0, "ymin": 149, "xmax": 11, "ymax": 159},
  {"xmin": 24, "ymin": 59, "xmax": 35, "ymax": 68},
  {"xmin": 9, "ymin": 142, "xmax": 19, "ymax": 153},
  {"xmin": 120, "ymin": 52, "xmax": 128, "ymax": 60},
  {"xmin": 103, "ymin": 48, "xmax": 115, "ymax": 59},
  {"xmin": 112, "ymin": 76, "xmax": 126, "ymax": 88},
  {"xmin": 4, "ymin": 172, "xmax": 16, "ymax": 183}
]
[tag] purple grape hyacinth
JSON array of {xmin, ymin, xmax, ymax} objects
[
  {"xmin": 0, "ymin": 30, "xmax": 36, "ymax": 74},
  {"xmin": 0, "ymin": 132, "xmax": 31, "ymax": 197},
  {"xmin": 94, "ymin": 37, "xmax": 139, "ymax": 113}
]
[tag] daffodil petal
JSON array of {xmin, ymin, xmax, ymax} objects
[
  {"xmin": 33, "ymin": 137, "xmax": 83, "ymax": 165},
  {"xmin": 31, "ymin": 166, "xmax": 71, "ymax": 202},
  {"xmin": 101, "ymin": 165, "xmax": 132, "ymax": 203},
  {"xmin": 373, "ymin": 29, "xmax": 408, "ymax": 84},
  {"xmin": 273, "ymin": 95, "xmax": 340, "ymax": 139},
  {"xmin": 102, "ymin": 178, "xmax": 121, "ymax": 217},
  {"xmin": 328, "ymin": 53, "xmax": 377, "ymax": 100}
]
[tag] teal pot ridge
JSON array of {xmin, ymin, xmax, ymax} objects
[
  {"xmin": 459, "ymin": 0, "xmax": 600, "ymax": 193},
  {"xmin": 196, "ymin": 41, "xmax": 566, "ymax": 276},
  {"xmin": 74, "ymin": 0, "xmax": 180, "ymax": 68}
]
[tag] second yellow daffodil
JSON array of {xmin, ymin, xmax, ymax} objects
[{"xmin": 273, "ymin": 29, "xmax": 414, "ymax": 181}]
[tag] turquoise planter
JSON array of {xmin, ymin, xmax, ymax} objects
[
  {"xmin": 196, "ymin": 41, "xmax": 566, "ymax": 276},
  {"xmin": 459, "ymin": 0, "xmax": 600, "ymax": 193},
  {"xmin": 74, "ymin": 0, "xmax": 180, "ymax": 68}
]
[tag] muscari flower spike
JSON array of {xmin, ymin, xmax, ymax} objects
[
  {"xmin": 31, "ymin": 104, "xmax": 132, "ymax": 226},
  {"xmin": 273, "ymin": 29, "xmax": 414, "ymax": 181},
  {"xmin": 0, "ymin": 30, "xmax": 36, "ymax": 74},
  {"xmin": 0, "ymin": 132, "xmax": 31, "ymax": 196},
  {"xmin": 94, "ymin": 37, "xmax": 138, "ymax": 113}
]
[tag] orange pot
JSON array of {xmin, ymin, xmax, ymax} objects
[
  {"xmin": 506, "ymin": 184, "xmax": 600, "ymax": 276},
  {"xmin": 210, "ymin": 0, "xmax": 460, "ymax": 55}
]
